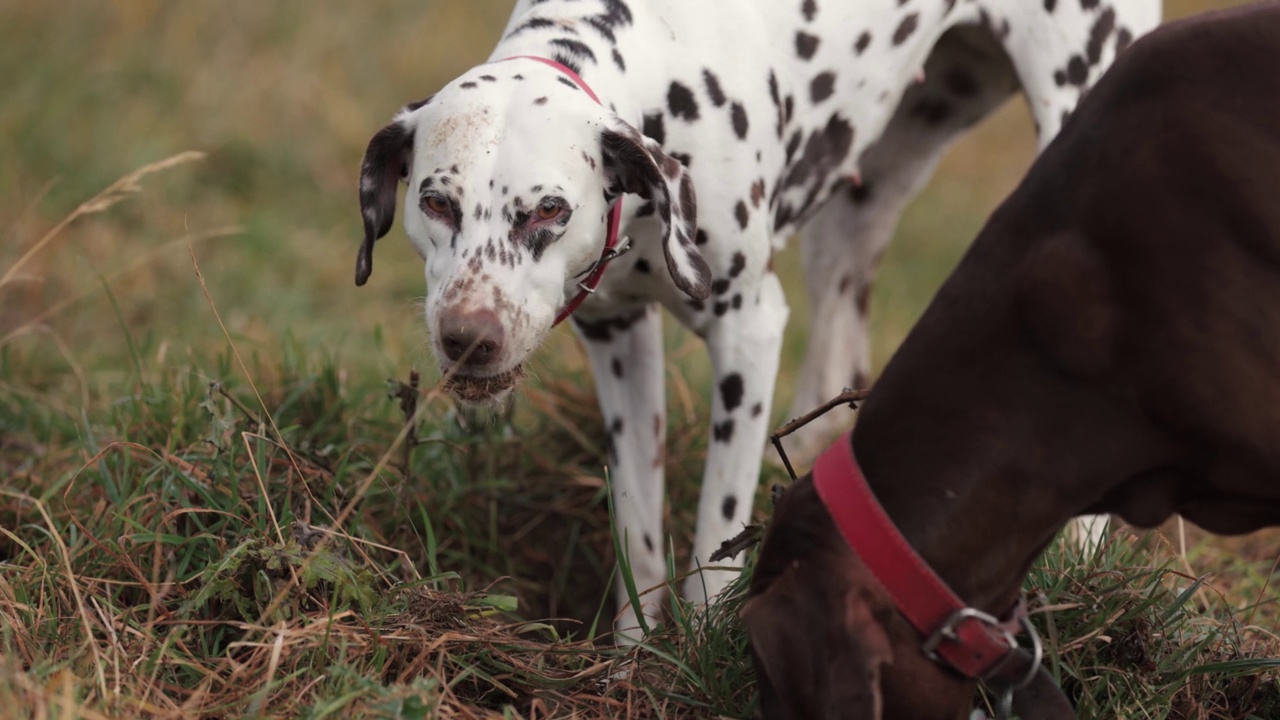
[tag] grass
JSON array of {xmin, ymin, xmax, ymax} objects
[{"xmin": 2, "ymin": 0, "xmax": 1278, "ymax": 717}]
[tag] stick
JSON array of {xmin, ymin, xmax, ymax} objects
[
  {"xmin": 390, "ymin": 370, "xmax": 421, "ymax": 484},
  {"xmin": 768, "ymin": 388, "xmax": 869, "ymax": 480}
]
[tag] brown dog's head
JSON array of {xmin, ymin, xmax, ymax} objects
[{"xmin": 743, "ymin": 476, "xmax": 976, "ymax": 720}]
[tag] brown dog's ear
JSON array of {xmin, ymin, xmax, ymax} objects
[
  {"xmin": 355, "ymin": 98, "xmax": 433, "ymax": 286},
  {"xmin": 599, "ymin": 126, "xmax": 711, "ymax": 300},
  {"xmin": 743, "ymin": 567, "xmax": 893, "ymax": 720}
]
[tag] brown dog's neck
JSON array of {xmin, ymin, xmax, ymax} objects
[
  {"xmin": 844, "ymin": 222, "xmax": 1170, "ymax": 615},
  {"xmin": 847, "ymin": 408, "xmax": 1066, "ymax": 617}
]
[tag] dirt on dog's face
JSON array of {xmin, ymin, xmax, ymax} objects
[
  {"xmin": 408, "ymin": 76, "xmax": 606, "ymax": 402},
  {"xmin": 354, "ymin": 59, "xmax": 709, "ymax": 405}
]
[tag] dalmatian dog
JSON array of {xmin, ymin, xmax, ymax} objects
[{"xmin": 354, "ymin": 0, "xmax": 1162, "ymax": 641}]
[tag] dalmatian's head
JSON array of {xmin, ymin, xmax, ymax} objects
[{"xmin": 355, "ymin": 59, "xmax": 710, "ymax": 406}]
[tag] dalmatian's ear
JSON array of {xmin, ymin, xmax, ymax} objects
[
  {"xmin": 355, "ymin": 106, "xmax": 423, "ymax": 286},
  {"xmin": 600, "ymin": 127, "xmax": 711, "ymax": 300}
]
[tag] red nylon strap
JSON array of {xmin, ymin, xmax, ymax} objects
[
  {"xmin": 501, "ymin": 55, "xmax": 624, "ymax": 327},
  {"xmin": 812, "ymin": 431, "xmax": 1023, "ymax": 679}
]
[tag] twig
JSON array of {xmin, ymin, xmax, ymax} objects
[
  {"xmin": 768, "ymin": 388, "xmax": 869, "ymax": 480},
  {"xmin": 211, "ymin": 380, "xmax": 261, "ymax": 426},
  {"xmin": 389, "ymin": 370, "xmax": 421, "ymax": 483},
  {"xmin": 709, "ymin": 523, "xmax": 763, "ymax": 563}
]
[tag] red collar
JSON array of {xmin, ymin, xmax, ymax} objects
[
  {"xmin": 812, "ymin": 431, "xmax": 1030, "ymax": 680},
  {"xmin": 501, "ymin": 55, "xmax": 626, "ymax": 327}
]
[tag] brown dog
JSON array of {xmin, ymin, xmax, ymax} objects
[{"xmin": 743, "ymin": 2, "xmax": 1280, "ymax": 718}]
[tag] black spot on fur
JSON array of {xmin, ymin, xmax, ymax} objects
[
  {"xmin": 644, "ymin": 534, "xmax": 654, "ymax": 552},
  {"xmin": 713, "ymin": 301, "xmax": 729, "ymax": 316},
  {"xmin": 695, "ymin": 229, "xmax": 709, "ymax": 246},
  {"xmin": 634, "ymin": 258, "xmax": 652, "ymax": 273},
  {"xmin": 1086, "ymin": 8, "xmax": 1116, "ymax": 65},
  {"xmin": 856, "ymin": 282, "xmax": 872, "ymax": 316},
  {"xmin": 729, "ymin": 252, "xmax": 746, "ymax": 278},
  {"xmin": 810, "ymin": 72, "xmax": 836, "ymax": 103},
  {"xmin": 610, "ymin": 417, "xmax": 624, "ymax": 435},
  {"xmin": 721, "ymin": 495, "xmax": 737, "ymax": 521},
  {"xmin": 404, "ymin": 95, "xmax": 435, "ymax": 112},
  {"xmin": 773, "ymin": 204, "xmax": 794, "ymax": 234},
  {"xmin": 783, "ymin": 115, "xmax": 854, "ymax": 191},
  {"xmin": 550, "ymin": 38, "xmax": 597, "ymax": 66},
  {"xmin": 892, "ymin": 13, "xmax": 919, "ymax": 45},
  {"xmin": 572, "ymin": 309, "xmax": 647, "ymax": 342},
  {"xmin": 668, "ymin": 81, "xmax": 699, "ymax": 120},
  {"xmin": 712, "ymin": 278, "xmax": 731, "ymax": 295},
  {"xmin": 720, "ymin": 373, "xmax": 744, "ymax": 412},
  {"xmin": 612, "ymin": 358, "xmax": 624, "ymax": 378},
  {"xmin": 854, "ymin": 31, "xmax": 872, "ymax": 55},
  {"xmin": 599, "ymin": 0, "xmax": 634, "ymax": 27},
  {"xmin": 642, "ymin": 113, "xmax": 666, "ymax": 145},
  {"xmin": 785, "ymin": 130, "xmax": 802, "ymax": 164},
  {"xmin": 802, "ymin": 0, "xmax": 817, "ymax": 21},
  {"xmin": 612, "ymin": 48, "xmax": 627, "ymax": 71},
  {"xmin": 751, "ymin": 402, "xmax": 763, "ymax": 418},
  {"xmin": 534, "ymin": 96, "xmax": 548, "ymax": 105},
  {"xmin": 584, "ymin": 15, "xmax": 617, "ymax": 42},
  {"xmin": 1066, "ymin": 55, "xmax": 1088, "ymax": 86},
  {"xmin": 735, "ymin": 201, "xmax": 750, "ymax": 230},
  {"xmin": 704, "ymin": 70, "xmax": 727, "ymax": 107},
  {"xmin": 507, "ymin": 17, "xmax": 557, "ymax": 37},
  {"xmin": 1116, "ymin": 27, "xmax": 1134, "ymax": 55},
  {"xmin": 557, "ymin": 76, "xmax": 580, "ymax": 91},
  {"xmin": 1044, "ymin": 0, "xmax": 1056, "ymax": 11},
  {"xmin": 713, "ymin": 419, "xmax": 735, "ymax": 442},
  {"xmin": 730, "ymin": 103, "xmax": 749, "ymax": 139},
  {"xmin": 460, "ymin": 81, "xmax": 478, "ymax": 89},
  {"xmin": 795, "ymin": 32, "xmax": 820, "ymax": 60},
  {"xmin": 769, "ymin": 69, "xmax": 784, "ymax": 137}
]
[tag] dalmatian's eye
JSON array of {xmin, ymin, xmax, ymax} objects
[
  {"xmin": 535, "ymin": 199, "xmax": 564, "ymax": 221},
  {"xmin": 422, "ymin": 194, "xmax": 450, "ymax": 216}
]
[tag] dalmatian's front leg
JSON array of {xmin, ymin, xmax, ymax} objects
[
  {"xmin": 683, "ymin": 271, "xmax": 789, "ymax": 605},
  {"xmin": 572, "ymin": 304, "xmax": 669, "ymax": 643}
]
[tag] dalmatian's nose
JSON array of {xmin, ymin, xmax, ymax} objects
[{"xmin": 439, "ymin": 307, "xmax": 504, "ymax": 366}]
